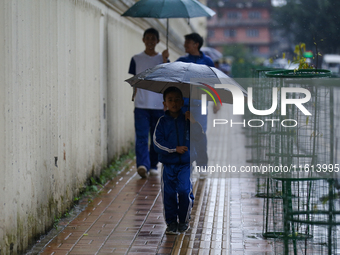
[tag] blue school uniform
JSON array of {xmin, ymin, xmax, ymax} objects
[{"xmin": 153, "ymin": 110, "xmax": 204, "ymax": 224}]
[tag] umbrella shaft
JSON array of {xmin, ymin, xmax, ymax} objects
[{"xmin": 166, "ymin": 18, "xmax": 169, "ymax": 49}]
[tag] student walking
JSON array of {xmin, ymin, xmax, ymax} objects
[
  {"xmin": 153, "ymin": 87, "xmax": 205, "ymax": 234},
  {"xmin": 128, "ymin": 28, "xmax": 169, "ymax": 178},
  {"xmin": 176, "ymin": 33, "xmax": 214, "ymax": 168}
]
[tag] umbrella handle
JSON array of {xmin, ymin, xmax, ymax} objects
[{"xmin": 184, "ymin": 119, "xmax": 188, "ymax": 146}]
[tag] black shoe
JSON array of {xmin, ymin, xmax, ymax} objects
[
  {"xmin": 178, "ymin": 222, "xmax": 190, "ymax": 232},
  {"xmin": 166, "ymin": 222, "xmax": 178, "ymax": 235}
]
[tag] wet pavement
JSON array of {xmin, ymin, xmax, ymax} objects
[
  {"xmin": 30, "ymin": 104, "xmax": 274, "ymax": 254},
  {"xmin": 32, "ymin": 167, "xmax": 273, "ymax": 255}
]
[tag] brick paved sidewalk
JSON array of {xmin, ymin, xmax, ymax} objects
[
  {"xmin": 33, "ymin": 104, "xmax": 274, "ymax": 254},
  {"xmin": 33, "ymin": 162, "xmax": 273, "ymax": 255},
  {"xmin": 38, "ymin": 161, "xmax": 171, "ymax": 255}
]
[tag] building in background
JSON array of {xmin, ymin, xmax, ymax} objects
[{"xmin": 206, "ymin": 0, "xmax": 273, "ymax": 58}]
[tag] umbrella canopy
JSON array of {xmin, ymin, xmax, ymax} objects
[
  {"xmin": 121, "ymin": 0, "xmax": 215, "ymax": 47},
  {"xmin": 121, "ymin": 0, "xmax": 215, "ymax": 18},
  {"xmin": 200, "ymin": 47, "xmax": 223, "ymax": 62},
  {"xmin": 124, "ymin": 62, "xmax": 247, "ymax": 104}
]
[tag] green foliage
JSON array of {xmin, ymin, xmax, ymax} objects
[
  {"xmin": 52, "ymin": 147, "xmax": 135, "ymax": 231},
  {"xmin": 223, "ymin": 44, "xmax": 251, "ymax": 62},
  {"xmin": 53, "ymin": 215, "xmax": 60, "ymax": 230},
  {"xmin": 223, "ymin": 44, "xmax": 262, "ymax": 78},
  {"xmin": 273, "ymin": 0, "xmax": 340, "ymax": 53},
  {"xmin": 53, "ymin": 209, "xmax": 71, "ymax": 230},
  {"xmin": 283, "ymin": 40, "xmax": 324, "ymax": 71},
  {"xmin": 79, "ymin": 147, "xmax": 135, "ymax": 199},
  {"xmin": 292, "ymin": 43, "xmax": 313, "ymax": 70},
  {"xmin": 64, "ymin": 209, "xmax": 70, "ymax": 217}
]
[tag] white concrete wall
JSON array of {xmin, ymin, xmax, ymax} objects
[
  {"xmin": 0, "ymin": 0, "xmax": 208, "ymax": 253},
  {"xmin": 0, "ymin": 1, "xmax": 104, "ymax": 253}
]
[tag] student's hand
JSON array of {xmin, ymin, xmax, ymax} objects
[
  {"xmin": 213, "ymin": 103, "xmax": 221, "ymax": 114},
  {"xmin": 131, "ymin": 88, "xmax": 137, "ymax": 101},
  {"xmin": 162, "ymin": 49, "xmax": 169, "ymax": 63},
  {"xmin": 185, "ymin": 111, "xmax": 196, "ymax": 123},
  {"xmin": 176, "ymin": 146, "xmax": 188, "ymax": 154}
]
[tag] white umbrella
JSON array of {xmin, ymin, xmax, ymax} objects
[
  {"xmin": 125, "ymin": 62, "xmax": 247, "ymax": 104},
  {"xmin": 201, "ymin": 47, "xmax": 223, "ymax": 62}
]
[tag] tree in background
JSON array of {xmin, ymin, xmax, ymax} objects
[
  {"xmin": 272, "ymin": 0, "xmax": 340, "ymax": 54},
  {"xmin": 223, "ymin": 44, "xmax": 262, "ymax": 78}
]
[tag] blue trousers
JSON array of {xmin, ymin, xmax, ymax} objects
[
  {"xmin": 162, "ymin": 163, "xmax": 194, "ymax": 224},
  {"xmin": 134, "ymin": 108, "xmax": 164, "ymax": 171}
]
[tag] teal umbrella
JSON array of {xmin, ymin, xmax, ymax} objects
[{"xmin": 121, "ymin": 0, "xmax": 215, "ymax": 48}]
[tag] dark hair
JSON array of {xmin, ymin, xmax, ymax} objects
[
  {"xmin": 184, "ymin": 33, "xmax": 203, "ymax": 50},
  {"xmin": 143, "ymin": 28, "xmax": 159, "ymax": 41},
  {"xmin": 163, "ymin": 86, "xmax": 183, "ymax": 101}
]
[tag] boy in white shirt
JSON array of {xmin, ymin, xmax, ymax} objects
[{"xmin": 128, "ymin": 28, "xmax": 169, "ymax": 178}]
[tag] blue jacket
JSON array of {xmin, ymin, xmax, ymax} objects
[
  {"xmin": 153, "ymin": 111, "xmax": 204, "ymax": 165},
  {"xmin": 176, "ymin": 51, "xmax": 215, "ymax": 67}
]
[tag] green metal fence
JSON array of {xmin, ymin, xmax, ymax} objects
[{"xmin": 247, "ymin": 68, "xmax": 340, "ymax": 254}]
